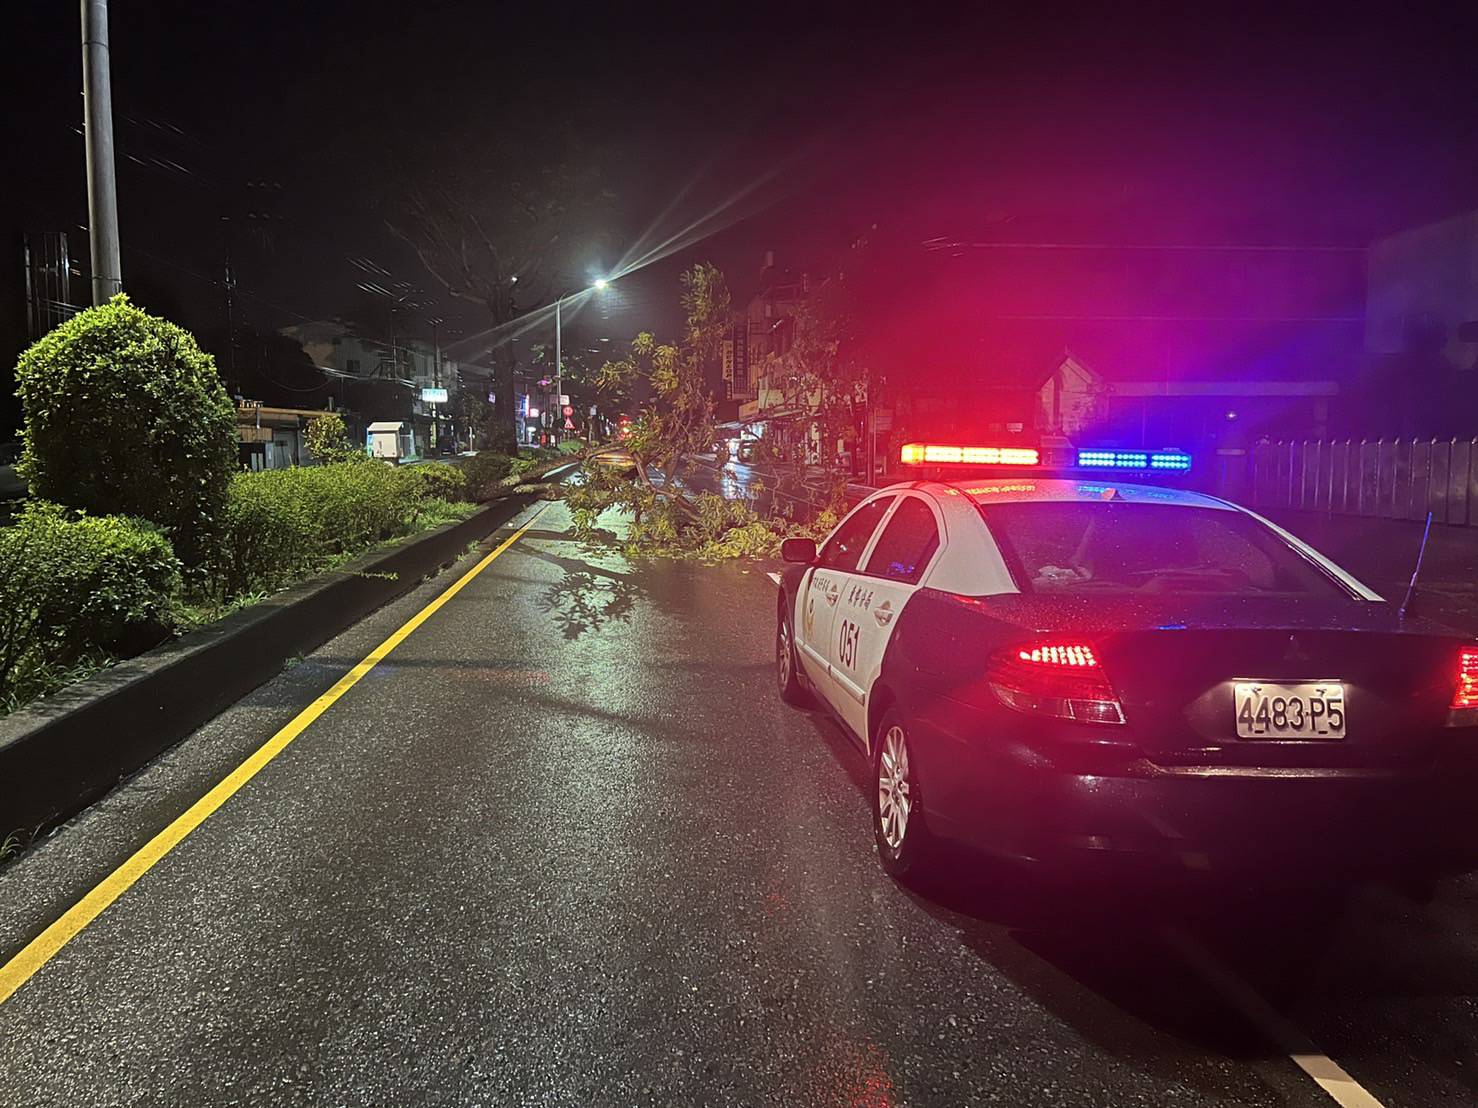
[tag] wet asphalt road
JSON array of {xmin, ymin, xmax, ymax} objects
[{"xmin": 2, "ymin": 500, "xmax": 1478, "ymax": 1106}]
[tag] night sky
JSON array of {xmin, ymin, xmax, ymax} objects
[{"xmin": 6, "ymin": 2, "xmax": 1478, "ymax": 428}]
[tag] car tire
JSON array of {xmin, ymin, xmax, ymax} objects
[
  {"xmin": 872, "ymin": 707, "xmax": 936, "ymax": 883},
  {"xmin": 776, "ymin": 601, "xmax": 811, "ymax": 707}
]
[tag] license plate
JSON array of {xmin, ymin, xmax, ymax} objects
[{"xmin": 1233, "ymin": 682, "xmax": 1346, "ymax": 740}]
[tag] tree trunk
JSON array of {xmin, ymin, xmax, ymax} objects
[{"xmin": 494, "ymin": 344, "xmax": 518, "ymax": 448}]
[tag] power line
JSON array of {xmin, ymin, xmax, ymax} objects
[{"xmin": 119, "ymin": 236, "xmax": 501, "ymax": 378}]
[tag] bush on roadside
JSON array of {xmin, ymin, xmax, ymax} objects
[
  {"xmin": 455, "ymin": 453, "xmax": 515, "ymax": 500},
  {"xmin": 213, "ymin": 462, "xmax": 425, "ymax": 594},
  {"xmin": 509, "ymin": 447, "xmax": 560, "ymax": 477},
  {"xmin": 13, "ymin": 295, "xmax": 237, "ymax": 567},
  {"xmin": 410, "ymin": 462, "xmax": 468, "ymax": 502},
  {"xmin": 0, "ymin": 501, "xmax": 181, "ymax": 708},
  {"xmin": 305, "ymin": 412, "xmax": 367, "ymax": 465}
]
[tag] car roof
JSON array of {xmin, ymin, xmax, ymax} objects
[{"xmin": 903, "ymin": 477, "xmax": 1236, "ymax": 510}]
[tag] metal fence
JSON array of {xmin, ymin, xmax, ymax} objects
[{"xmin": 1248, "ymin": 439, "xmax": 1478, "ymax": 525}]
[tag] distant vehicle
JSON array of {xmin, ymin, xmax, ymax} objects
[
  {"xmin": 737, "ymin": 439, "xmax": 757, "ymax": 464},
  {"xmin": 773, "ymin": 447, "xmax": 1478, "ymax": 888},
  {"xmin": 590, "ymin": 446, "xmax": 638, "ymax": 477}
]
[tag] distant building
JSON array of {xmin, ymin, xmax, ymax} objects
[
  {"xmin": 735, "ymin": 252, "xmax": 809, "ymax": 420},
  {"xmin": 1365, "ymin": 212, "xmax": 1478, "ymax": 436},
  {"xmin": 278, "ymin": 320, "xmax": 466, "ymax": 455},
  {"xmin": 1367, "ymin": 211, "xmax": 1478, "ymax": 363},
  {"xmin": 236, "ymin": 401, "xmax": 336, "ymax": 470}
]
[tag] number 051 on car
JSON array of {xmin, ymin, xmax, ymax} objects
[{"xmin": 1234, "ymin": 682, "xmax": 1345, "ymax": 739}]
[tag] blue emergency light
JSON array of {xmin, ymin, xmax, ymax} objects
[{"xmin": 1075, "ymin": 448, "xmax": 1192, "ymax": 472}]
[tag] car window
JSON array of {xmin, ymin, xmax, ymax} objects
[
  {"xmin": 983, "ymin": 501, "xmax": 1349, "ymax": 597},
  {"xmin": 817, "ymin": 497, "xmax": 894, "ymax": 572},
  {"xmin": 864, "ymin": 497, "xmax": 940, "ymax": 584}
]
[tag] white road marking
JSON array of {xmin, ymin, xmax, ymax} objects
[
  {"xmin": 766, "ymin": 571, "xmax": 781, "ymax": 585},
  {"xmin": 1162, "ymin": 928, "xmax": 1388, "ymax": 1108}
]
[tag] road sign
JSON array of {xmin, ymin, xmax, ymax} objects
[
  {"xmin": 420, "ymin": 387, "xmax": 448, "ymax": 403},
  {"xmin": 564, "ymin": 417, "xmax": 575, "ymax": 431},
  {"xmin": 562, "ymin": 405, "xmax": 574, "ymax": 417},
  {"xmin": 559, "ymin": 394, "xmax": 570, "ymax": 407}
]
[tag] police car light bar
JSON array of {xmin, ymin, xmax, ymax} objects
[
  {"xmin": 1076, "ymin": 448, "xmax": 1192, "ymax": 472},
  {"xmin": 900, "ymin": 443, "xmax": 1041, "ymax": 466}
]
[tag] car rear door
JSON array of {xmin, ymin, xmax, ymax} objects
[
  {"xmin": 795, "ymin": 495, "xmax": 895, "ymax": 705},
  {"xmin": 828, "ymin": 493, "xmax": 945, "ymax": 745}
]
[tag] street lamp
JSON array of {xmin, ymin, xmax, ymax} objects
[{"xmin": 553, "ymin": 277, "xmax": 611, "ymax": 439}]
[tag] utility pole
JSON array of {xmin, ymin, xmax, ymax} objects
[
  {"xmin": 81, "ymin": 0, "xmax": 122, "ymax": 304},
  {"xmin": 554, "ymin": 296, "xmax": 563, "ymax": 445},
  {"xmin": 431, "ymin": 322, "xmax": 441, "ymax": 453}
]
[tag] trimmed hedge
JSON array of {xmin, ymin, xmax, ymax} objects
[
  {"xmin": 0, "ymin": 501, "xmax": 181, "ymax": 707},
  {"xmin": 14, "ymin": 295, "xmax": 237, "ymax": 567},
  {"xmin": 214, "ymin": 462, "xmax": 429, "ymax": 594},
  {"xmin": 455, "ymin": 453, "xmax": 515, "ymax": 500},
  {"xmin": 411, "ymin": 462, "xmax": 469, "ymax": 502}
]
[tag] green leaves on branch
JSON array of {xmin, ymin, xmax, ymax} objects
[{"xmin": 594, "ymin": 263, "xmax": 729, "ymax": 482}]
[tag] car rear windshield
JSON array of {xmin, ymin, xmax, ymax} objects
[{"xmin": 982, "ymin": 501, "xmax": 1351, "ymax": 598}]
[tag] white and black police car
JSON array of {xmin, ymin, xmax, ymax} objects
[{"xmin": 774, "ymin": 442, "xmax": 1478, "ymax": 884}]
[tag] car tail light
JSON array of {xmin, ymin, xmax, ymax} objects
[
  {"xmin": 900, "ymin": 443, "xmax": 1040, "ymax": 466},
  {"xmin": 1449, "ymin": 646, "xmax": 1478, "ymax": 718},
  {"xmin": 988, "ymin": 642, "xmax": 1126, "ymax": 725}
]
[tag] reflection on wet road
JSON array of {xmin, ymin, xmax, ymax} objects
[{"xmin": 0, "ymin": 499, "xmax": 1473, "ymax": 1105}]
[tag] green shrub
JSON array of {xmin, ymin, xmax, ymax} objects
[
  {"xmin": 415, "ymin": 497, "xmax": 479, "ymax": 529},
  {"xmin": 411, "ymin": 462, "xmax": 468, "ymax": 502},
  {"xmin": 14, "ymin": 295, "xmax": 237, "ymax": 566},
  {"xmin": 0, "ymin": 501, "xmax": 181, "ymax": 708},
  {"xmin": 213, "ymin": 462, "xmax": 425, "ymax": 594},
  {"xmin": 305, "ymin": 412, "xmax": 366, "ymax": 464},
  {"xmin": 455, "ymin": 453, "xmax": 515, "ymax": 500}
]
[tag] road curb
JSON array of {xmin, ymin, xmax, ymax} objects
[{"xmin": 0, "ymin": 494, "xmax": 539, "ymax": 840}]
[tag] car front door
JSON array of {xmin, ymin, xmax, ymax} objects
[
  {"xmin": 795, "ymin": 495, "xmax": 895, "ymax": 705},
  {"xmin": 827, "ymin": 494, "xmax": 944, "ymax": 747}
]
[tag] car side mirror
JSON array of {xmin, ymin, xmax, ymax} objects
[{"xmin": 781, "ymin": 537, "xmax": 817, "ymax": 564}]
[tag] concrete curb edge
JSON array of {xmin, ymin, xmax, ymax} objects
[{"xmin": 0, "ymin": 494, "xmax": 538, "ymax": 838}]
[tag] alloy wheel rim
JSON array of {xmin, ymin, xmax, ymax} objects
[
  {"xmin": 878, "ymin": 725, "xmax": 911, "ymax": 850},
  {"xmin": 778, "ymin": 622, "xmax": 792, "ymax": 687}
]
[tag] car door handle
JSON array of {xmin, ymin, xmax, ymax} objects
[{"xmin": 873, "ymin": 603, "xmax": 894, "ymax": 625}]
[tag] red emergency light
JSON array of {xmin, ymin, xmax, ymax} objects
[{"xmin": 899, "ymin": 443, "xmax": 1041, "ymax": 466}]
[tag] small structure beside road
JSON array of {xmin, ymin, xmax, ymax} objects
[
  {"xmin": 367, "ymin": 421, "xmax": 416, "ymax": 462},
  {"xmin": 237, "ymin": 401, "xmax": 343, "ymax": 470}
]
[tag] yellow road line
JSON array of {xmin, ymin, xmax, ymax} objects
[{"xmin": 0, "ymin": 501, "xmax": 550, "ymax": 1007}]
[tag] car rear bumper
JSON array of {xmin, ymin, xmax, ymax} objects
[{"xmin": 916, "ymin": 714, "xmax": 1478, "ymax": 878}]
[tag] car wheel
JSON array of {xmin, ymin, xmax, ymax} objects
[
  {"xmin": 873, "ymin": 708, "xmax": 935, "ymax": 883},
  {"xmin": 776, "ymin": 603, "xmax": 811, "ymax": 706}
]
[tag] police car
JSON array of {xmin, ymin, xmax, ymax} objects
[{"xmin": 774, "ymin": 443, "xmax": 1478, "ymax": 884}]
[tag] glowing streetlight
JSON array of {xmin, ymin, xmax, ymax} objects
[{"xmin": 553, "ymin": 277, "xmax": 613, "ymax": 440}]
